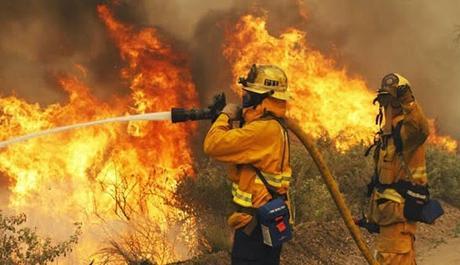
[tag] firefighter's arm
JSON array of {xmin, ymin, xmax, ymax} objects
[
  {"xmin": 400, "ymin": 101, "xmax": 429, "ymax": 153},
  {"xmin": 203, "ymin": 114, "xmax": 273, "ymax": 164},
  {"xmin": 397, "ymin": 84, "xmax": 429, "ymax": 151}
]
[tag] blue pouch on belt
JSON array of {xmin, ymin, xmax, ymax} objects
[
  {"xmin": 257, "ymin": 197, "xmax": 292, "ymax": 247},
  {"xmin": 420, "ymin": 199, "xmax": 444, "ymax": 224}
]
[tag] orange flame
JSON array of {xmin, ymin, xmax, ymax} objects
[
  {"xmin": 0, "ymin": 5, "xmax": 199, "ymax": 264},
  {"xmin": 428, "ymin": 120, "xmax": 458, "ymax": 152},
  {"xmin": 0, "ymin": 6, "xmax": 457, "ymax": 264},
  {"xmin": 223, "ymin": 15, "xmax": 378, "ymax": 151},
  {"xmin": 223, "ymin": 14, "xmax": 458, "ymax": 152}
]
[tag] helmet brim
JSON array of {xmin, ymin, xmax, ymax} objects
[{"xmin": 242, "ymin": 86, "xmax": 291, "ymax": 100}]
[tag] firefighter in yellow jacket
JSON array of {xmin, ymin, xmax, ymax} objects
[
  {"xmin": 204, "ymin": 64, "xmax": 291, "ymax": 265},
  {"xmin": 364, "ymin": 73, "xmax": 430, "ymax": 265}
]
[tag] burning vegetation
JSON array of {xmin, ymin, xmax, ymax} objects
[
  {"xmin": 0, "ymin": 4, "xmax": 200, "ymax": 264},
  {"xmin": 223, "ymin": 14, "xmax": 458, "ymax": 153},
  {"xmin": 0, "ymin": 1, "xmax": 458, "ymax": 265}
]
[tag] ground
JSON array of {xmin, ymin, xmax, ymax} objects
[{"xmin": 174, "ymin": 202, "xmax": 460, "ymax": 265}]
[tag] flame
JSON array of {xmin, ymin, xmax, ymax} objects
[
  {"xmin": 223, "ymin": 14, "xmax": 458, "ymax": 152},
  {"xmin": 428, "ymin": 120, "xmax": 458, "ymax": 152},
  {"xmin": 223, "ymin": 15, "xmax": 378, "ymax": 151},
  {"xmin": 0, "ymin": 5, "xmax": 199, "ymax": 264},
  {"xmin": 0, "ymin": 6, "xmax": 458, "ymax": 264}
]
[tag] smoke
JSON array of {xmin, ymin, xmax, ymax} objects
[
  {"xmin": 136, "ymin": 0, "xmax": 460, "ymax": 138},
  {"xmin": 300, "ymin": 0, "xmax": 460, "ymax": 138},
  {"xmin": 185, "ymin": 0, "xmax": 460, "ymax": 138},
  {"xmin": 0, "ymin": 0, "xmax": 459, "ymax": 137},
  {"xmin": 0, "ymin": 0, "xmax": 140, "ymax": 104}
]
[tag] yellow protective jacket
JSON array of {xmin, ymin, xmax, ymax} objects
[
  {"xmin": 368, "ymin": 100, "xmax": 429, "ymax": 253},
  {"xmin": 203, "ymin": 97, "xmax": 291, "ymax": 229}
]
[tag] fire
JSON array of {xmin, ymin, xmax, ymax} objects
[
  {"xmin": 0, "ymin": 4, "xmax": 199, "ymax": 264},
  {"xmin": 223, "ymin": 14, "xmax": 458, "ymax": 152},
  {"xmin": 0, "ymin": 5, "xmax": 457, "ymax": 264},
  {"xmin": 428, "ymin": 120, "xmax": 458, "ymax": 152},
  {"xmin": 223, "ymin": 15, "xmax": 378, "ymax": 151}
]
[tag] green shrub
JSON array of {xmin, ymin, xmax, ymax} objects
[
  {"xmin": 290, "ymin": 138, "xmax": 373, "ymax": 222},
  {"xmin": 176, "ymin": 140, "xmax": 460, "ymax": 253},
  {"xmin": 0, "ymin": 211, "xmax": 81, "ymax": 265},
  {"xmin": 426, "ymin": 146, "xmax": 460, "ymax": 207}
]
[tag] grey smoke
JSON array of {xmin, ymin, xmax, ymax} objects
[
  {"xmin": 301, "ymin": 0, "xmax": 460, "ymax": 138},
  {"xmin": 0, "ymin": 0, "xmax": 459, "ymax": 138}
]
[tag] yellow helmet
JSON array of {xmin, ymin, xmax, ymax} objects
[
  {"xmin": 378, "ymin": 73, "xmax": 411, "ymax": 97},
  {"xmin": 238, "ymin": 64, "xmax": 290, "ymax": 100}
]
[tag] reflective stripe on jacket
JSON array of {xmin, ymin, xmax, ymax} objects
[
  {"xmin": 368, "ymin": 100, "xmax": 429, "ymax": 253},
  {"xmin": 371, "ymin": 101, "xmax": 429, "ymax": 208},
  {"xmin": 203, "ymin": 97, "xmax": 291, "ymax": 229}
]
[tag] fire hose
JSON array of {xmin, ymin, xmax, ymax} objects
[
  {"xmin": 286, "ymin": 121, "xmax": 378, "ymax": 265},
  {"xmin": 0, "ymin": 93, "xmax": 378, "ymax": 265},
  {"xmin": 173, "ymin": 93, "xmax": 379, "ymax": 265}
]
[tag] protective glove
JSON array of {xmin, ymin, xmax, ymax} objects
[
  {"xmin": 221, "ymin": 103, "xmax": 242, "ymax": 121},
  {"xmin": 374, "ymin": 93, "xmax": 392, "ymax": 108},
  {"xmin": 354, "ymin": 217, "xmax": 380, "ymax": 234}
]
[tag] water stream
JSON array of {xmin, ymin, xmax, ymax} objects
[{"xmin": 0, "ymin": 111, "xmax": 172, "ymax": 148}]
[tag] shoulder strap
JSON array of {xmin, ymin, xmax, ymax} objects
[
  {"xmin": 393, "ymin": 120, "xmax": 404, "ymax": 154},
  {"xmin": 261, "ymin": 111, "xmax": 291, "ymax": 171},
  {"xmin": 253, "ymin": 112, "xmax": 289, "ymax": 199},
  {"xmin": 251, "ymin": 165, "xmax": 281, "ymax": 199}
]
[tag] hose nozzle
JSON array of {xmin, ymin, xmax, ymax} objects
[{"xmin": 171, "ymin": 93, "xmax": 226, "ymax": 123}]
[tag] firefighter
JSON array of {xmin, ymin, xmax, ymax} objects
[
  {"xmin": 364, "ymin": 73, "xmax": 430, "ymax": 265},
  {"xmin": 203, "ymin": 64, "xmax": 292, "ymax": 265}
]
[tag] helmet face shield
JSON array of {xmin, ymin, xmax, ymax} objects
[
  {"xmin": 379, "ymin": 73, "xmax": 399, "ymax": 97},
  {"xmin": 382, "ymin": 73, "xmax": 399, "ymax": 89},
  {"xmin": 374, "ymin": 73, "xmax": 410, "ymax": 107}
]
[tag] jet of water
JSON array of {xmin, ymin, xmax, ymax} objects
[{"xmin": 0, "ymin": 111, "xmax": 172, "ymax": 148}]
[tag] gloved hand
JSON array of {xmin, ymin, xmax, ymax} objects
[
  {"xmin": 396, "ymin": 84, "xmax": 415, "ymax": 104},
  {"xmin": 221, "ymin": 103, "xmax": 242, "ymax": 121},
  {"xmin": 374, "ymin": 93, "xmax": 392, "ymax": 107},
  {"xmin": 354, "ymin": 217, "xmax": 380, "ymax": 234}
]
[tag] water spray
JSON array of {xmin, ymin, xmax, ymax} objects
[
  {"xmin": 0, "ymin": 93, "xmax": 226, "ymax": 149},
  {"xmin": 0, "ymin": 92, "xmax": 378, "ymax": 265},
  {"xmin": 0, "ymin": 112, "xmax": 172, "ymax": 148}
]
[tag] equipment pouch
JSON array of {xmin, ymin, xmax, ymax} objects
[
  {"xmin": 420, "ymin": 199, "xmax": 444, "ymax": 224},
  {"xmin": 257, "ymin": 197, "xmax": 292, "ymax": 247},
  {"xmin": 403, "ymin": 184, "xmax": 428, "ymax": 221},
  {"xmin": 403, "ymin": 184, "xmax": 444, "ymax": 224}
]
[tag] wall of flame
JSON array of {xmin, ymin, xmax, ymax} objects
[
  {"xmin": 0, "ymin": 3, "xmax": 457, "ymax": 265},
  {"xmin": 223, "ymin": 14, "xmax": 458, "ymax": 152},
  {"xmin": 0, "ymin": 5, "xmax": 200, "ymax": 264}
]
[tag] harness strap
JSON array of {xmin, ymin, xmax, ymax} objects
[
  {"xmin": 252, "ymin": 165, "xmax": 285, "ymax": 200},
  {"xmin": 365, "ymin": 120, "xmax": 404, "ymax": 157},
  {"xmin": 260, "ymin": 111, "xmax": 290, "ymax": 172}
]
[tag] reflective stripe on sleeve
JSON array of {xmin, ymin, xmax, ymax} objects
[{"xmin": 232, "ymin": 183, "xmax": 253, "ymax": 207}]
